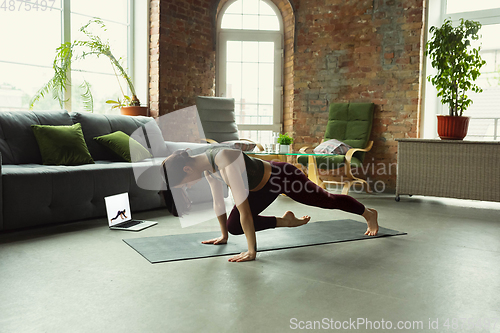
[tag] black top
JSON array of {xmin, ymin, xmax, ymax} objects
[{"xmin": 205, "ymin": 146, "xmax": 265, "ymax": 191}]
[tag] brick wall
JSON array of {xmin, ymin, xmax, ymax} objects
[
  {"xmin": 150, "ymin": 0, "xmax": 216, "ymax": 118},
  {"xmin": 150, "ymin": 0, "xmax": 426, "ymax": 191},
  {"xmin": 291, "ymin": 0, "xmax": 425, "ymax": 191}
]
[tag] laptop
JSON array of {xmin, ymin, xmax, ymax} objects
[{"xmin": 104, "ymin": 192, "xmax": 158, "ymax": 231}]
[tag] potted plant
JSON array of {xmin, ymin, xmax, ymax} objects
[
  {"xmin": 277, "ymin": 132, "xmax": 294, "ymax": 153},
  {"xmin": 30, "ymin": 18, "xmax": 148, "ymax": 116},
  {"xmin": 425, "ymin": 18, "xmax": 486, "ymax": 140}
]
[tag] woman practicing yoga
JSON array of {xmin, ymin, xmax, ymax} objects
[
  {"xmin": 162, "ymin": 146, "xmax": 379, "ymax": 262},
  {"xmin": 110, "ymin": 209, "xmax": 127, "ymax": 222}
]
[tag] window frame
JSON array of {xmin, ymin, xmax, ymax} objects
[{"xmin": 216, "ymin": 0, "xmax": 284, "ymax": 134}]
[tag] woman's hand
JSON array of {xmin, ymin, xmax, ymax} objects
[
  {"xmin": 228, "ymin": 250, "xmax": 256, "ymax": 262},
  {"xmin": 201, "ymin": 236, "xmax": 228, "ymax": 245}
]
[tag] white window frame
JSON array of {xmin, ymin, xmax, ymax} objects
[
  {"xmin": 216, "ymin": 0, "xmax": 284, "ymax": 134},
  {"xmin": 422, "ymin": 0, "xmax": 500, "ymax": 138}
]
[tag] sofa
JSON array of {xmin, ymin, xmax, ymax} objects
[{"xmin": 0, "ymin": 110, "xmax": 175, "ymax": 231}]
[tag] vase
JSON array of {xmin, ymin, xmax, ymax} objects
[
  {"xmin": 437, "ymin": 115, "xmax": 470, "ymax": 140},
  {"xmin": 121, "ymin": 106, "xmax": 149, "ymax": 117},
  {"xmin": 279, "ymin": 144, "xmax": 290, "ymax": 154}
]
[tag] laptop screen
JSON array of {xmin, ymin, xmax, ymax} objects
[{"xmin": 104, "ymin": 193, "xmax": 132, "ymax": 226}]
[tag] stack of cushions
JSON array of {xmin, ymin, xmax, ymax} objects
[
  {"xmin": 313, "ymin": 139, "xmax": 352, "ymax": 155},
  {"xmin": 221, "ymin": 140, "xmax": 256, "ymax": 152},
  {"xmin": 30, "ymin": 124, "xmax": 152, "ymax": 165}
]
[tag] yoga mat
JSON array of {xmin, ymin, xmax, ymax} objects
[{"xmin": 123, "ymin": 219, "xmax": 406, "ymax": 263}]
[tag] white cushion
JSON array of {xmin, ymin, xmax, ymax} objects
[{"xmin": 313, "ymin": 139, "xmax": 352, "ymax": 155}]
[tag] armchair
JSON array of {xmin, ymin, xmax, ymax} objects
[
  {"xmin": 298, "ymin": 102, "xmax": 374, "ymax": 195},
  {"xmin": 196, "ymin": 96, "xmax": 263, "ymax": 151}
]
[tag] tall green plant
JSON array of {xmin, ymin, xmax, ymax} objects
[
  {"xmin": 30, "ymin": 18, "xmax": 139, "ymax": 111},
  {"xmin": 425, "ymin": 18, "xmax": 486, "ymax": 117},
  {"xmin": 29, "ymin": 42, "xmax": 75, "ymax": 110}
]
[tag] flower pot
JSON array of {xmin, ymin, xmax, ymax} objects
[
  {"xmin": 120, "ymin": 106, "xmax": 149, "ymax": 117},
  {"xmin": 437, "ymin": 115, "xmax": 470, "ymax": 140},
  {"xmin": 279, "ymin": 144, "xmax": 290, "ymax": 154}
]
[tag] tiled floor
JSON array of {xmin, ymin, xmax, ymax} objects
[{"xmin": 1, "ymin": 192, "xmax": 500, "ymax": 333}]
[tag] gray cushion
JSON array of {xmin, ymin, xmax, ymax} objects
[
  {"xmin": 130, "ymin": 119, "xmax": 169, "ymax": 158},
  {"xmin": 0, "ymin": 110, "xmax": 73, "ymax": 164},
  {"xmin": 196, "ymin": 96, "xmax": 239, "ymax": 142}
]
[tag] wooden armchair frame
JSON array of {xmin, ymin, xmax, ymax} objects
[{"xmin": 299, "ymin": 140, "xmax": 374, "ymax": 195}]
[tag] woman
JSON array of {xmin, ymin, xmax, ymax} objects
[
  {"xmin": 162, "ymin": 145, "xmax": 379, "ymax": 263},
  {"xmin": 110, "ymin": 209, "xmax": 127, "ymax": 222}
]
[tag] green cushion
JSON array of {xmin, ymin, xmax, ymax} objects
[
  {"xmin": 297, "ymin": 155, "xmax": 362, "ymax": 170},
  {"xmin": 325, "ymin": 103, "xmax": 374, "ymax": 146},
  {"xmin": 94, "ymin": 131, "xmax": 152, "ymax": 162},
  {"xmin": 324, "ymin": 102, "xmax": 374, "ymax": 163},
  {"xmin": 31, "ymin": 123, "xmax": 95, "ymax": 166}
]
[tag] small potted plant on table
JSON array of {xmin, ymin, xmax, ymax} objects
[
  {"xmin": 277, "ymin": 133, "xmax": 294, "ymax": 153},
  {"xmin": 425, "ymin": 18, "xmax": 486, "ymax": 140}
]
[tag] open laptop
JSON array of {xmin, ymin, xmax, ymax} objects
[{"xmin": 104, "ymin": 192, "xmax": 157, "ymax": 231}]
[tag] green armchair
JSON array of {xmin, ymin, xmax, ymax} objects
[{"xmin": 298, "ymin": 102, "xmax": 374, "ymax": 194}]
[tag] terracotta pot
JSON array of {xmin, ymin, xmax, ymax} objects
[
  {"xmin": 437, "ymin": 115, "xmax": 470, "ymax": 140},
  {"xmin": 120, "ymin": 106, "xmax": 149, "ymax": 117}
]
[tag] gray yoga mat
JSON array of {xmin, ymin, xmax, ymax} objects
[{"xmin": 123, "ymin": 219, "xmax": 406, "ymax": 263}]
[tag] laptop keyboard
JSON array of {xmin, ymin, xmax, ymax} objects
[{"xmin": 116, "ymin": 220, "xmax": 142, "ymax": 228}]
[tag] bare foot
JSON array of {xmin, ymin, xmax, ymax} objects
[
  {"xmin": 362, "ymin": 208, "xmax": 379, "ymax": 236},
  {"xmin": 276, "ymin": 211, "xmax": 311, "ymax": 228}
]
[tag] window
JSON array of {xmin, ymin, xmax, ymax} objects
[
  {"xmin": 0, "ymin": 0, "xmax": 147, "ymax": 114},
  {"xmin": 446, "ymin": 0, "xmax": 500, "ymax": 14},
  {"xmin": 464, "ymin": 23, "xmax": 500, "ymax": 140},
  {"xmin": 423, "ymin": 0, "xmax": 500, "ymax": 140},
  {"xmin": 0, "ymin": 0, "xmax": 63, "ymax": 111},
  {"xmin": 218, "ymin": 0, "xmax": 283, "ymax": 144}
]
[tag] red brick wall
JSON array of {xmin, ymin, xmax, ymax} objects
[
  {"xmin": 150, "ymin": 0, "xmax": 216, "ymax": 118},
  {"xmin": 291, "ymin": 0, "xmax": 425, "ymax": 191},
  {"xmin": 150, "ymin": 0, "xmax": 426, "ymax": 191}
]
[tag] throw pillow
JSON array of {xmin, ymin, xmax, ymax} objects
[
  {"xmin": 94, "ymin": 131, "xmax": 152, "ymax": 162},
  {"xmin": 313, "ymin": 139, "xmax": 352, "ymax": 155},
  {"xmin": 221, "ymin": 140, "xmax": 257, "ymax": 152},
  {"xmin": 31, "ymin": 123, "xmax": 95, "ymax": 165}
]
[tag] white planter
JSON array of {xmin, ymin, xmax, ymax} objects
[{"xmin": 279, "ymin": 144, "xmax": 290, "ymax": 154}]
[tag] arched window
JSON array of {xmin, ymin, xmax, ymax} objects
[{"xmin": 217, "ymin": 0, "xmax": 283, "ymax": 144}]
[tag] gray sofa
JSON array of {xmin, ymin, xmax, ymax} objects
[{"xmin": 0, "ymin": 110, "xmax": 171, "ymax": 231}]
